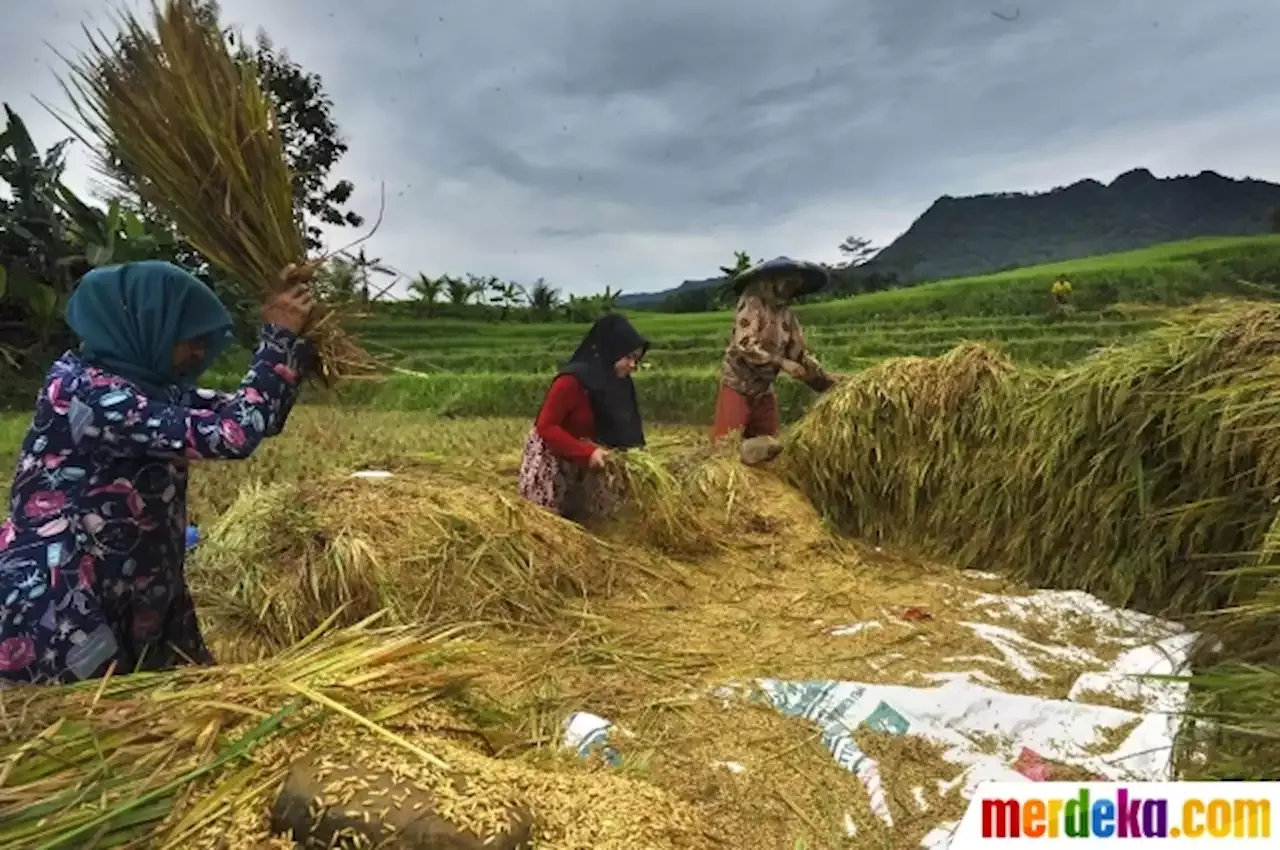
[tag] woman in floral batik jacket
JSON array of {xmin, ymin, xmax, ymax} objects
[
  {"xmin": 0, "ymin": 260, "xmax": 313, "ymax": 684},
  {"xmin": 712, "ymin": 256, "xmax": 836, "ymax": 442}
]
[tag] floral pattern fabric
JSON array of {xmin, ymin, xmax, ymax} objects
[
  {"xmin": 517, "ymin": 430, "xmax": 561, "ymax": 513},
  {"xmin": 719, "ymin": 293, "xmax": 828, "ymax": 397},
  {"xmin": 517, "ymin": 429, "xmax": 623, "ymax": 524},
  {"xmin": 0, "ymin": 324, "xmax": 306, "ymax": 685}
]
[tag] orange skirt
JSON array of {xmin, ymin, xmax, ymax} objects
[{"xmin": 711, "ymin": 384, "xmax": 780, "ymax": 442}]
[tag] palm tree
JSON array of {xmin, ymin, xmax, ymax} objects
[
  {"xmin": 444, "ymin": 275, "xmax": 471, "ymax": 307},
  {"xmin": 408, "ymin": 273, "xmax": 443, "ymax": 317},
  {"xmin": 527, "ymin": 278, "xmax": 561, "ymax": 322}
]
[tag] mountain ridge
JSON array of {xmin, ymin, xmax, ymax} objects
[{"xmin": 617, "ymin": 168, "xmax": 1280, "ymax": 307}]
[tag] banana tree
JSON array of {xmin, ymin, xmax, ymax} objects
[
  {"xmin": 598, "ymin": 285, "xmax": 622, "ymax": 313},
  {"xmin": 0, "ymin": 104, "xmax": 78, "ymax": 361},
  {"xmin": 444, "ymin": 275, "xmax": 472, "ymax": 307},
  {"xmin": 718, "ymin": 250, "xmax": 752, "ymax": 278},
  {"xmin": 2, "ymin": 104, "xmax": 186, "ymax": 372},
  {"xmin": 487, "ymin": 278, "xmax": 527, "ymax": 321},
  {"xmin": 465, "ymin": 273, "xmax": 494, "ymax": 313},
  {"xmin": 0, "ymin": 265, "xmax": 14, "ymax": 369},
  {"xmin": 58, "ymin": 194, "xmax": 179, "ymax": 267},
  {"xmin": 563, "ymin": 293, "xmax": 602, "ymax": 323}
]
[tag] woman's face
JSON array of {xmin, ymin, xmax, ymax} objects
[
  {"xmin": 614, "ymin": 347, "xmax": 645, "ymax": 377},
  {"xmin": 171, "ymin": 337, "xmax": 208, "ymax": 378},
  {"xmin": 772, "ymin": 276, "xmax": 801, "ymax": 301}
]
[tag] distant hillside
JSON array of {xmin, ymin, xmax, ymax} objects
[
  {"xmin": 617, "ymin": 276, "xmax": 723, "ymax": 308},
  {"xmin": 618, "ymin": 168, "xmax": 1280, "ymax": 307},
  {"xmin": 872, "ymin": 169, "xmax": 1280, "ymax": 282}
]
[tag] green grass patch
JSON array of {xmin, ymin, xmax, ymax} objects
[
  {"xmin": 285, "ymin": 369, "xmax": 817, "ymax": 424},
  {"xmin": 355, "ymin": 235, "xmax": 1280, "ymax": 339},
  {"xmin": 0, "ymin": 412, "xmax": 27, "ymax": 474}
]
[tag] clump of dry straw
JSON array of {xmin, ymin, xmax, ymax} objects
[
  {"xmin": 606, "ymin": 450, "xmax": 721, "ymax": 555},
  {"xmin": 0, "ymin": 619, "xmax": 470, "ymax": 849},
  {"xmin": 784, "ymin": 303, "xmax": 1280, "ymax": 617},
  {"xmin": 190, "ymin": 474, "xmax": 674, "ymax": 651},
  {"xmin": 0, "ymin": 619, "xmax": 715, "ymax": 849},
  {"xmin": 603, "ymin": 436, "xmax": 787, "ymax": 555},
  {"xmin": 55, "ymin": 0, "xmax": 375, "ymax": 381},
  {"xmin": 783, "ymin": 341, "xmax": 1022, "ymax": 545}
]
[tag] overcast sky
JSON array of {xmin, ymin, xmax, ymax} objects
[{"xmin": 4, "ymin": 1, "xmax": 1279, "ymax": 297}]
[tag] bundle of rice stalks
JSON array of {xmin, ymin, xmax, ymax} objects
[
  {"xmin": 57, "ymin": 0, "xmax": 374, "ymax": 381},
  {"xmin": 605, "ymin": 438, "xmax": 824, "ymax": 554},
  {"xmin": 1177, "ymin": 660, "xmax": 1280, "ymax": 781},
  {"xmin": 607, "ymin": 440, "xmax": 790, "ymax": 552},
  {"xmin": 783, "ymin": 342, "xmax": 1021, "ymax": 542},
  {"xmin": 1190, "ymin": 514, "xmax": 1280, "ymax": 667},
  {"xmin": 0, "ymin": 619, "xmax": 472, "ymax": 849},
  {"xmin": 996, "ymin": 303, "xmax": 1280, "ymax": 613},
  {"xmin": 784, "ymin": 304, "xmax": 1280, "ymax": 617},
  {"xmin": 190, "ymin": 474, "xmax": 671, "ymax": 650},
  {"xmin": 607, "ymin": 450, "xmax": 722, "ymax": 556}
]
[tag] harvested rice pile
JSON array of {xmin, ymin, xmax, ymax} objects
[
  {"xmin": 6, "ymin": 408, "xmax": 1234, "ymax": 845},
  {"xmin": 0, "ymin": 622, "xmax": 713, "ymax": 850},
  {"xmin": 607, "ymin": 440, "xmax": 760, "ymax": 555},
  {"xmin": 189, "ymin": 437, "xmax": 782, "ymax": 657},
  {"xmin": 786, "ymin": 302, "xmax": 1280, "ymax": 617},
  {"xmin": 782, "ymin": 342, "xmax": 1025, "ymax": 547},
  {"xmin": 785, "ymin": 301, "xmax": 1280, "ymax": 785},
  {"xmin": 189, "ymin": 473, "xmax": 674, "ymax": 651}
]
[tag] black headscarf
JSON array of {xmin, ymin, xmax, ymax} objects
[{"xmin": 557, "ymin": 314, "xmax": 649, "ymax": 450}]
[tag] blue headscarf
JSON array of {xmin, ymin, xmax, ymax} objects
[{"xmin": 65, "ymin": 261, "xmax": 235, "ymax": 396}]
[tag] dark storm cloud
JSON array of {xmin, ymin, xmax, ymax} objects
[
  {"xmin": 4, "ymin": 0, "xmax": 1280, "ymax": 294},
  {"xmin": 309, "ymin": 0, "xmax": 1280, "ymax": 233}
]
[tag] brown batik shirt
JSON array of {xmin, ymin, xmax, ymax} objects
[{"xmin": 719, "ymin": 293, "xmax": 828, "ymax": 397}]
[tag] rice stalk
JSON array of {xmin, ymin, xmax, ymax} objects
[
  {"xmin": 608, "ymin": 450, "xmax": 721, "ymax": 556},
  {"xmin": 778, "ymin": 304, "xmax": 1280, "ymax": 783},
  {"xmin": 53, "ymin": 0, "xmax": 376, "ymax": 382},
  {"xmin": 1175, "ymin": 521, "xmax": 1280, "ymax": 781},
  {"xmin": 0, "ymin": 620, "xmax": 468, "ymax": 849}
]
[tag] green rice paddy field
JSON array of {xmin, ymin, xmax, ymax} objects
[
  {"xmin": 5, "ymin": 234, "xmax": 1280, "ymax": 449},
  {"xmin": 198, "ymin": 234, "xmax": 1280, "ymax": 423}
]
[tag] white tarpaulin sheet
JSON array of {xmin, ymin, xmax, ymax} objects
[{"xmin": 759, "ymin": 588, "xmax": 1195, "ymax": 847}]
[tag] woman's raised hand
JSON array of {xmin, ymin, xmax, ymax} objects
[{"xmin": 262, "ymin": 276, "xmax": 315, "ymax": 334}]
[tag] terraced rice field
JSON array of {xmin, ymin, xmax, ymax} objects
[{"xmin": 221, "ymin": 309, "xmax": 1170, "ymax": 422}]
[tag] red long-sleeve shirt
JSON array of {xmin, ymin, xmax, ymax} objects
[{"xmin": 535, "ymin": 375, "xmax": 598, "ymax": 466}]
